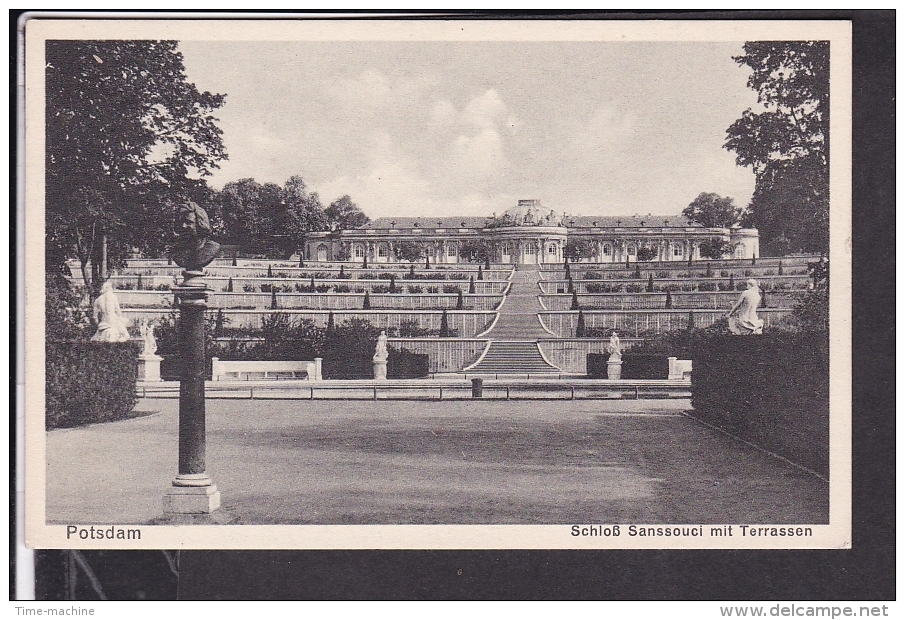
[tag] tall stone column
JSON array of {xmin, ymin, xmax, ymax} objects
[{"xmin": 164, "ymin": 202, "xmax": 221, "ymax": 516}]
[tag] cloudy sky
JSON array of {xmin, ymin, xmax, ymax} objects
[{"xmin": 180, "ymin": 40, "xmax": 758, "ymax": 220}]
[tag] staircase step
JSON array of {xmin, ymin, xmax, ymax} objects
[{"xmin": 468, "ymin": 340, "xmax": 560, "ymax": 373}]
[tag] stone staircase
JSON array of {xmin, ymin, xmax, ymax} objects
[
  {"xmin": 485, "ymin": 268, "xmax": 551, "ymax": 340},
  {"xmin": 466, "ymin": 341, "xmax": 559, "ymax": 374},
  {"xmin": 466, "ymin": 266, "xmax": 561, "ymax": 375}
]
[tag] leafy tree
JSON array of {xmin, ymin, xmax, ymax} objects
[
  {"xmin": 393, "ymin": 241, "xmax": 425, "ymax": 263},
  {"xmin": 218, "ymin": 175, "xmax": 328, "ymax": 257},
  {"xmin": 45, "ymin": 273, "xmax": 91, "ymax": 340},
  {"xmin": 636, "ymin": 247, "xmax": 658, "ymax": 262},
  {"xmin": 218, "ymin": 178, "xmax": 279, "ymax": 254},
  {"xmin": 45, "ymin": 40, "xmax": 227, "ymax": 286},
  {"xmin": 682, "ymin": 193, "xmax": 742, "ymax": 228},
  {"xmin": 564, "ymin": 237, "xmax": 597, "ymax": 262},
  {"xmin": 699, "ymin": 238, "xmax": 731, "ymax": 259},
  {"xmin": 325, "ymin": 195, "xmax": 369, "ymax": 231},
  {"xmin": 458, "ymin": 240, "xmax": 495, "ymax": 264},
  {"xmin": 724, "ymin": 41, "xmax": 829, "ymax": 255},
  {"xmin": 282, "ymin": 175, "xmax": 329, "ymax": 256}
]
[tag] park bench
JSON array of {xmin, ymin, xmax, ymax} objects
[{"xmin": 211, "ymin": 357, "xmax": 322, "ymax": 381}]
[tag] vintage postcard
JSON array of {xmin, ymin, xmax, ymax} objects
[{"xmin": 23, "ymin": 17, "xmax": 852, "ymax": 549}]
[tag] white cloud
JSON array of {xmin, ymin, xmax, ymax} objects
[
  {"xmin": 462, "ymin": 89, "xmax": 507, "ymax": 129},
  {"xmin": 429, "ymin": 100, "xmax": 457, "ymax": 126},
  {"xmin": 449, "ymin": 129, "xmax": 508, "ymax": 184}
]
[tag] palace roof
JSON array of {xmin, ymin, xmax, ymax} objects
[{"xmin": 361, "ymin": 214, "xmax": 700, "ymax": 230}]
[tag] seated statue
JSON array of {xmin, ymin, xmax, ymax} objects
[
  {"xmin": 91, "ymin": 281, "xmax": 131, "ymax": 343},
  {"xmin": 727, "ymin": 279, "xmax": 765, "ymax": 335},
  {"xmin": 171, "ymin": 201, "xmax": 221, "ymax": 271}
]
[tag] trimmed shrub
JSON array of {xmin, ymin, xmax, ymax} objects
[
  {"xmin": 571, "ymin": 290, "xmax": 580, "ymax": 310},
  {"xmin": 586, "ymin": 353, "xmax": 608, "ymax": 378},
  {"xmin": 690, "ymin": 332, "xmax": 829, "ymax": 477},
  {"xmin": 469, "ymin": 276, "xmax": 476, "ymax": 294},
  {"xmin": 456, "ymin": 291, "xmax": 464, "ymax": 310},
  {"xmin": 646, "ymin": 273, "xmax": 654, "ymax": 292},
  {"xmin": 622, "ymin": 354, "xmax": 669, "ymax": 379},
  {"xmin": 587, "ymin": 350, "xmax": 664, "ymax": 378},
  {"xmin": 362, "ymin": 291, "xmax": 371, "ymax": 309},
  {"xmin": 439, "ymin": 310, "xmax": 450, "ymax": 337},
  {"xmin": 46, "ymin": 341, "xmax": 141, "ymax": 429},
  {"xmin": 575, "ymin": 309, "xmax": 586, "ymax": 337},
  {"xmin": 321, "ymin": 320, "xmax": 379, "ymax": 380},
  {"xmin": 387, "ymin": 348, "xmax": 430, "ymax": 379}
]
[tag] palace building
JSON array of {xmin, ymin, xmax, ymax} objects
[{"xmin": 304, "ymin": 199, "xmax": 759, "ymax": 265}]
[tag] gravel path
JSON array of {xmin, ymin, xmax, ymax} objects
[{"xmin": 46, "ymin": 398, "xmax": 827, "ymax": 525}]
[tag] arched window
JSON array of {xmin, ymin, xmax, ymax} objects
[
  {"xmin": 627, "ymin": 244, "xmax": 637, "ymax": 256},
  {"xmin": 501, "ymin": 243, "xmax": 511, "ymax": 256},
  {"xmin": 673, "ymin": 244, "xmax": 682, "ymax": 257},
  {"xmin": 548, "ymin": 244, "xmax": 557, "ymax": 255},
  {"xmin": 447, "ymin": 243, "xmax": 457, "ymax": 257},
  {"xmin": 354, "ymin": 244, "xmax": 365, "ymax": 259},
  {"xmin": 735, "ymin": 244, "xmax": 746, "ymax": 259},
  {"xmin": 525, "ymin": 243, "xmax": 536, "ymax": 255},
  {"xmin": 602, "ymin": 243, "xmax": 612, "ymax": 256},
  {"xmin": 316, "ymin": 244, "xmax": 328, "ymax": 262},
  {"xmin": 425, "ymin": 245, "xmax": 434, "ymax": 257},
  {"xmin": 377, "ymin": 244, "xmax": 388, "ymax": 258}
]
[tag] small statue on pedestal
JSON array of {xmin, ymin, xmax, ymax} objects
[
  {"xmin": 137, "ymin": 318, "xmax": 164, "ymax": 382},
  {"xmin": 373, "ymin": 330, "xmax": 389, "ymax": 380},
  {"xmin": 606, "ymin": 331, "xmax": 622, "ymax": 362},
  {"xmin": 140, "ymin": 319, "xmax": 158, "ymax": 357},
  {"xmin": 606, "ymin": 331, "xmax": 623, "ymax": 380}
]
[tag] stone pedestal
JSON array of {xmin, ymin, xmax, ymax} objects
[
  {"xmin": 137, "ymin": 354, "xmax": 163, "ymax": 382},
  {"xmin": 373, "ymin": 359, "xmax": 387, "ymax": 380},
  {"xmin": 607, "ymin": 360, "xmax": 622, "ymax": 380},
  {"xmin": 164, "ymin": 483, "xmax": 221, "ymax": 514},
  {"xmin": 163, "ymin": 272, "xmax": 220, "ymax": 516}
]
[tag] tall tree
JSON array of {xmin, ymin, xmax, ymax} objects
[
  {"xmin": 682, "ymin": 193, "xmax": 742, "ymax": 229},
  {"xmin": 45, "ymin": 40, "xmax": 227, "ymax": 286},
  {"xmin": 325, "ymin": 195, "xmax": 369, "ymax": 231},
  {"xmin": 563, "ymin": 237, "xmax": 597, "ymax": 263},
  {"xmin": 393, "ymin": 241, "xmax": 425, "ymax": 263},
  {"xmin": 218, "ymin": 178, "xmax": 273, "ymax": 254},
  {"xmin": 458, "ymin": 239, "xmax": 495, "ymax": 264},
  {"xmin": 281, "ymin": 175, "xmax": 328, "ymax": 257},
  {"xmin": 217, "ymin": 175, "xmax": 329, "ymax": 257},
  {"xmin": 724, "ymin": 41, "xmax": 829, "ymax": 255}
]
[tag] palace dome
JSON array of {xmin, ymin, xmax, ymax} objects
[{"xmin": 499, "ymin": 199, "xmax": 564, "ymax": 227}]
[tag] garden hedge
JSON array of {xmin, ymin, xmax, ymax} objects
[
  {"xmin": 587, "ymin": 353, "xmax": 668, "ymax": 379},
  {"xmin": 689, "ymin": 332, "xmax": 829, "ymax": 477},
  {"xmin": 46, "ymin": 341, "xmax": 141, "ymax": 429}
]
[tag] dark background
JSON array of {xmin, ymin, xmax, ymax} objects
[{"xmin": 17, "ymin": 9, "xmax": 894, "ymax": 600}]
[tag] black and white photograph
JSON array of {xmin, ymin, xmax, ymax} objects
[{"xmin": 24, "ymin": 18, "xmax": 851, "ymax": 550}]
